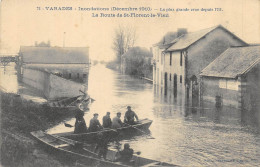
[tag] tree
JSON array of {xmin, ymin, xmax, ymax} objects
[{"xmin": 112, "ymin": 25, "xmax": 137, "ymax": 64}]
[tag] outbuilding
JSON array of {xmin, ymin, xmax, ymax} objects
[{"xmin": 200, "ymin": 46, "xmax": 260, "ymax": 110}]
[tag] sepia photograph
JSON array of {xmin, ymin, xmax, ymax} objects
[{"xmin": 0, "ymin": 0, "xmax": 259, "ymax": 166}]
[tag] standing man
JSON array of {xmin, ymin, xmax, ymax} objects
[
  {"xmin": 89, "ymin": 113, "xmax": 103, "ymax": 132},
  {"xmin": 103, "ymin": 112, "xmax": 112, "ymax": 128},
  {"xmin": 124, "ymin": 106, "xmax": 139, "ymax": 125},
  {"xmin": 112, "ymin": 112, "xmax": 124, "ymax": 129}
]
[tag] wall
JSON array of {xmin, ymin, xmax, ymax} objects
[
  {"xmin": 242, "ymin": 64, "xmax": 260, "ymax": 110},
  {"xmin": 201, "ymin": 76, "xmax": 239, "ymax": 107},
  {"xmin": 24, "ymin": 64, "xmax": 89, "ymax": 83},
  {"xmin": 22, "ymin": 68, "xmax": 50, "ymax": 98},
  {"xmin": 48, "ymin": 74, "xmax": 87, "ymax": 100},
  {"xmin": 187, "ymin": 28, "xmax": 246, "ymax": 79},
  {"xmin": 22, "ymin": 68, "xmax": 87, "ymax": 100},
  {"xmin": 152, "ymin": 46, "xmax": 165, "ymax": 86}
]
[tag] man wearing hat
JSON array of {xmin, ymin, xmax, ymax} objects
[
  {"xmin": 102, "ymin": 112, "xmax": 112, "ymax": 128},
  {"xmin": 124, "ymin": 106, "xmax": 139, "ymax": 125},
  {"xmin": 112, "ymin": 112, "xmax": 124, "ymax": 129},
  {"xmin": 89, "ymin": 113, "xmax": 103, "ymax": 132}
]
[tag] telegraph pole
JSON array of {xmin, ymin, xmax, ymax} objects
[{"xmin": 63, "ymin": 32, "xmax": 66, "ymax": 47}]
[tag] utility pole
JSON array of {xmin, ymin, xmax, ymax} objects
[{"xmin": 63, "ymin": 32, "xmax": 66, "ymax": 47}]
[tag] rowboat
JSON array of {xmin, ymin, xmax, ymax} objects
[
  {"xmin": 31, "ymin": 130, "xmax": 178, "ymax": 167},
  {"xmin": 47, "ymin": 92, "xmax": 94, "ymax": 110},
  {"xmin": 53, "ymin": 119, "xmax": 153, "ymax": 143}
]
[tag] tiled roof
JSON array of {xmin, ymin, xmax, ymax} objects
[
  {"xmin": 200, "ymin": 46, "xmax": 260, "ymax": 78},
  {"xmin": 20, "ymin": 46, "xmax": 89, "ymax": 64},
  {"xmin": 166, "ymin": 25, "xmax": 247, "ymax": 51}
]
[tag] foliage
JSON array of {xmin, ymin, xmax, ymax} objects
[
  {"xmin": 123, "ymin": 47, "xmax": 153, "ymax": 79},
  {"xmin": 112, "ymin": 25, "xmax": 137, "ymax": 63}
]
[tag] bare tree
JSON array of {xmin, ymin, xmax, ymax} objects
[{"xmin": 112, "ymin": 25, "xmax": 137, "ymax": 63}]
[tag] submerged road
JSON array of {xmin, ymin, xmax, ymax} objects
[{"xmin": 48, "ymin": 64, "xmax": 260, "ymax": 166}]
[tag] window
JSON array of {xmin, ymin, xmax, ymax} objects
[
  {"xmin": 83, "ymin": 74, "xmax": 87, "ymax": 78},
  {"xmin": 77, "ymin": 73, "xmax": 80, "ymax": 78},
  {"xmin": 180, "ymin": 52, "xmax": 183, "ymax": 66},
  {"xmin": 170, "ymin": 52, "xmax": 172, "ymax": 66},
  {"xmin": 180, "ymin": 75, "xmax": 182, "ymax": 83},
  {"xmin": 170, "ymin": 74, "xmax": 172, "ymax": 81},
  {"xmin": 68, "ymin": 73, "xmax": 71, "ymax": 79}
]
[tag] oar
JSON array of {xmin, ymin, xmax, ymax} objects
[{"xmin": 124, "ymin": 123, "xmax": 155, "ymax": 139}]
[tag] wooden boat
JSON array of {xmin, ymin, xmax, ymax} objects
[
  {"xmin": 47, "ymin": 94, "xmax": 94, "ymax": 110},
  {"xmin": 54, "ymin": 119, "xmax": 153, "ymax": 143},
  {"xmin": 31, "ymin": 130, "xmax": 178, "ymax": 167}
]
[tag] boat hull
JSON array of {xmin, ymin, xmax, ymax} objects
[{"xmin": 31, "ymin": 130, "xmax": 178, "ymax": 167}]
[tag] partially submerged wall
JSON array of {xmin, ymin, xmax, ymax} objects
[
  {"xmin": 22, "ymin": 68, "xmax": 86, "ymax": 100},
  {"xmin": 48, "ymin": 74, "xmax": 87, "ymax": 99}
]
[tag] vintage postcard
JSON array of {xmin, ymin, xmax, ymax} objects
[{"xmin": 0, "ymin": 0, "xmax": 259, "ymax": 166}]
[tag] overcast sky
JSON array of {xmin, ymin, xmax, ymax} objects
[{"xmin": 1, "ymin": 0, "xmax": 259, "ymax": 61}]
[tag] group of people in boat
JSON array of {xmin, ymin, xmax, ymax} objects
[
  {"xmin": 74, "ymin": 106, "xmax": 139, "ymax": 134},
  {"xmin": 73, "ymin": 106, "xmax": 138, "ymax": 163}
]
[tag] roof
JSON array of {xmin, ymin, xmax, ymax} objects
[
  {"xmin": 200, "ymin": 46, "xmax": 260, "ymax": 78},
  {"xmin": 122, "ymin": 47, "xmax": 152, "ymax": 58},
  {"xmin": 153, "ymin": 32, "xmax": 178, "ymax": 48},
  {"xmin": 166, "ymin": 25, "xmax": 247, "ymax": 52},
  {"xmin": 20, "ymin": 46, "xmax": 89, "ymax": 64}
]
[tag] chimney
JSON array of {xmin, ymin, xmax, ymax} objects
[{"xmin": 177, "ymin": 28, "xmax": 188, "ymax": 37}]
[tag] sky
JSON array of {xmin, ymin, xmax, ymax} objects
[{"xmin": 0, "ymin": 0, "xmax": 259, "ymax": 61}]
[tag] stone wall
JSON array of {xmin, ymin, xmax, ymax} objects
[
  {"xmin": 22, "ymin": 68, "xmax": 87, "ymax": 100},
  {"xmin": 201, "ymin": 76, "xmax": 239, "ymax": 108}
]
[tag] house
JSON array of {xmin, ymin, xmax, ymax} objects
[
  {"xmin": 121, "ymin": 47, "xmax": 153, "ymax": 79},
  {"xmin": 18, "ymin": 46, "xmax": 90, "ymax": 99},
  {"xmin": 200, "ymin": 46, "xmax": 260, "ymax": 110},
  {"xmin": 19, "ymin": 46, "xmax": 90, "ymax": 83},
  {"xmin": 152, "ymin": 25, "xmax": 247, "ymax": 102}
]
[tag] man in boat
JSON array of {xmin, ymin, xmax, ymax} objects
[
  {"xmin": 89, "ymin": 113, "xmax": 103, "ymax": 132},
  {"xmin": 102, "ymin": 112, "xmax": 112, "ymax": 128},
  {"xmin": 124, "ymin": 106, "xmax": 139, "ymax": 125},
  {"xmin": 115, "ymin": 143, "xmax": 134, "ymax": 163},
  {"xmin": 112, "ymin": 112, "xmax": 124, "ymax": 129},
  {"xmin": 74, "ymin": 109, "xmax": 88, "ymax": 134}
]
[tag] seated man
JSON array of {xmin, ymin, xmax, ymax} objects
[
  {"xmin": 124, "ymin": 106, "xmax": 138, "ymax": 125},
  {"xmin": 112, "ymin": 112, "xmax": 124, "ymax": 129},
  {"xmin": 116, "ymin": 143, "xmax": 134, "ymax": 163},
  {"xmin": 103, "ymin": 112, "xmax": 112, "ymax": 128},
  {"xmin": 89, "ymin": 113, "xmax": 103, "ymax": 132}
]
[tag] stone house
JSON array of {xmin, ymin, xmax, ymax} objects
[
  {"xmin": 19, "ymin": 46, "xmax": 90, "ymax": 83},
  {"xmin": 200, "ymin": 46, "xmax": 260, "ymax": 110},
  {"xmin": 18, "ymin": 46, "xmax": 90, "ymax": 99},
  {"xmin": 152, "ymin": 25, "xmax": 247, "ymax": 103}
]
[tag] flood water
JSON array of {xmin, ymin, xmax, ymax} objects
[
  {"xmin": 48, "ymin": 64, "xmax": 260, "ymax": 167},
  {"xmin": 1, "ymin": 63, "xmax": 260, "ymax": 166}
]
